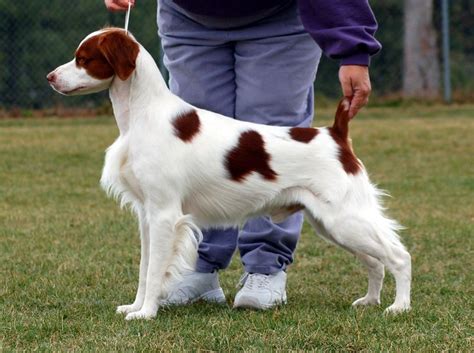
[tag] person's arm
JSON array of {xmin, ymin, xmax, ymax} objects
[
  {"xmin": 297, "ymin": 0, "xmax": 381, "ymax": 118},
  {"xmin": 104, "ymin": 0, "xmax": 135, "ymax": 12}
]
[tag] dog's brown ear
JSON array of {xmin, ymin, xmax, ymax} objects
[{"xmin": 98, "ymin": 30, "xmax": 140, "ymax": 81}]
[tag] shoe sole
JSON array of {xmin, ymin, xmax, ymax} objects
[
  {"xmin": 198, "ymin": 288, "xmax": 227, "ymax": 304},
  {"xmin": 160, "ymin": 287, "xmax": 226, "ymax": 306},
  {"xmin": 233, "ymin": 294, "xmax": 287, "ymax": 310}
]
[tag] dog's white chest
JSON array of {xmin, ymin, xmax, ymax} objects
[{"xmin": 100, "ymin": 136, "xmax": 143, "ymax": 207}]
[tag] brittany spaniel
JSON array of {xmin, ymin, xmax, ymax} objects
[{"xmin": 47, "ymin": 28, "xmax": 411, "ymax": 320}]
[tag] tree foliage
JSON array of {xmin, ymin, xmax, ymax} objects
[{"xmin": 0, "ymin": 0, "xmax": 471, "ymax": 108}]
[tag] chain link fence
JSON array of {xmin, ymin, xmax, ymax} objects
[
  {"xmin": 0, "ymin": 1, "xmax": 472, "ymax": 111},
  {"xmin": 0, "ymin": 0, "xmax": 161, "ymax": 112}
]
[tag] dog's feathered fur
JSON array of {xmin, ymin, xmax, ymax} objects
[{"xmin": 47, "ymin": 28, "xmax": 411, "ymax": 320}]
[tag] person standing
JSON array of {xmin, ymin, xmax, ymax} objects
[{"xmin": 104, "ymin": 0, "xmax": 380, "ymax": 309}]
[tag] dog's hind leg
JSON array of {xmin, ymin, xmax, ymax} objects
[
  {"xmin": 304, "ymin": 210, "xmax": 383, "ymax": 306},
  {"xmin": 304, "ymin": 207, "xmax": 411, "ymax": 314},
  {"xmin": 330, "ymin": 215, "xmax": 411, "ymax": 314},
  {"xmin": 351, "ymin": 253, "xmax": 384, "ymax": 306},
  {"xmin": 117, "ymin": 206, "xmax": 150, "ymax": 315}
]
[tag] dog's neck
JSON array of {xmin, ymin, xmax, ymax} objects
[
  {"xmin": 109, "ymin": 78, "xmax": 131, "ymax": 134},
  {"xmin": 109, "ymin": 45, "xmax": 171, "ymax": 135}
]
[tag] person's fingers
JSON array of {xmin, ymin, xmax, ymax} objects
[
  {"xmin": 339, "ymin": 65, "xmax": 371, "ymax": 118},
  {"xmin": 106, "ymin": 4, "xmax": 126, "ymax": 11},
  {"xmin": 339, "ymin": 69, "xmax": 354, "ymax": 99},
  {"xmin": 104, "ymin": 0, "xmax": 134, "ymax": 11},
  {"xmin": 350, "ymin": 76, "xmax": 371, "ymax": 118},
  {"xmin": 113, "ymin": 0, "xmax": 134, "ymax": 7},
  {"xmin": 348, "ymin": 88, "xmax": 370, "ymax": 119}
]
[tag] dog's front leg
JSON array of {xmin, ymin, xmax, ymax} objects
[
  {"xmin": 117, "ymin": 207, "xmax": 149, "ymax": 315},
  {"xmin": 125, "ymin": 207, "xmax": 179, "ymax": 320}
]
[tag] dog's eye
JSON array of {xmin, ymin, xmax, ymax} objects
[{"xmin": 76, "ymin": 57, "xmax": 88, "ymax": 66}]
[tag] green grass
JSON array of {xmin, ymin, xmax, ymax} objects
[{"xmin": 1, "ymin": 105, "xmax": 473, "ymax": 351}]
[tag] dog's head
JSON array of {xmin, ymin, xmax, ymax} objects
[{"xmin": 47, "ymin": 28, "xmax": 139, "ymax": 96}]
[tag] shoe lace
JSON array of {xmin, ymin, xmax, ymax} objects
[{"xmin": 237, "ymin": 272, "xmax": 270, "ymax": 290}]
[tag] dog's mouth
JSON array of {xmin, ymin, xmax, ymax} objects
[
  {"xmin": 50, "ymin": 84, "xmax": 86, "ymax": 96},
  {"xmin": 62, "ymin": 86, "xmax": 86, "ymax": 95}
]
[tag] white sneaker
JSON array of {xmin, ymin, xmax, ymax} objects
[
  {"xmin": 233, "ymin": 271, "xmax": 287, "ymax": 310},
  {"xmin": 160, "ymin": 270, "xmax": 226, "ymax": 306}
]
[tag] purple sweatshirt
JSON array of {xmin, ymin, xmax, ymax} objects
[{"xmin": 172, "ymin": 0, "xmax": 381, "ymax": 66}]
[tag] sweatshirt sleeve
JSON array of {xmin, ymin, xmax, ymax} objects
[{"xmin": 297, "ymin": 0, "xmax": 382, "ymax": 66}]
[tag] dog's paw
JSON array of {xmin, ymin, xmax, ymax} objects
[
  {"xmin": 116, "ymin": 303, "xmax": 142, "ymax": 315},
  {"xmin": 384, "ymin": 303, "xmax": 411, "ymax": 315},
  {"xmin": 125, "ymin": 309, "xmax": 157, "ymax": 321},
  {"xmin": 352, "ymin": 296, "xmax": 380, "ymax": 307}
]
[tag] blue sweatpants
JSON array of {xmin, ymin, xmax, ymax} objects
[{"xmin": 157, "ymin": 0, "xmax": 322, "ymax": 274}]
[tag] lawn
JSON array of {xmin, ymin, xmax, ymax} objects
[{"xmin": 1, "ymin": 104, "xmax": 473, "ymax": 351}]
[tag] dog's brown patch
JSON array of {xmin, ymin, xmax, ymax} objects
[
  {"xmin": 329, "ymin": 98, "xmax": 362, "ymax": 174},
  {"xmin": 289, "ymin": 127, "xmax": 319, "ymax": 143},
  {"xmin": 226, "ymin": 130, "xmax": 277, "ymax": 182},
  {"xmin": 75, "ymin": 35, "xmax": 115, "ymax": 80},
  {"xmin": 75, "ymin": 28, "xmax": 139, "ymax": 81},
  {"xmin": 173, "ymin": 110, "xmax": 201, "ymax": 142}
]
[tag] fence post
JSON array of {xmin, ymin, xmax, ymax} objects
[
  {"xmin": 5, "ymin": 16, "xmax": 19, "ymax": 107},
  {"xmin": 441, "ymin": 0, "xmax": 452, "ymax": 103}
]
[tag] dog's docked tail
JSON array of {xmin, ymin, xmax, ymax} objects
[
  {"xmin": 329, "ymin": 97, "xmax": 362, "ymax": 175},
  {"xmin": 332, "ymin": 97, "xmax": 352, "ymax": 141}
]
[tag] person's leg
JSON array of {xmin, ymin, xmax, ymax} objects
[
  {"xmin": 239, "ymin": 215, "xmax": 304, "ymax": 274},
  {"xmin": 158, "ymin": 0, "xmax": 239, "ymax": 277},
  {"xmin": 229, "ymin": 3, "xmax": 322, "ymax": 309},
  {"xmin": 233, "ymin": 4, "xmax": 322, "ymax": 275},
  {"xmin": 158, "ymin": 1, "xmax": 236, "ymax": 116}
]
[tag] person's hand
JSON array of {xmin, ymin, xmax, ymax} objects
[
  {"xmin": 338, "ymin": 65, "xmax": 372, "ymax": 119},
  {"xmin": 104, "ymin": 0, "xmax": 135, "ymax": 12}
]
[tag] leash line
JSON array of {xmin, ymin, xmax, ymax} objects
[{"xmin": 124, "ymin": 1, "xmax": 131, "ymax": 34}]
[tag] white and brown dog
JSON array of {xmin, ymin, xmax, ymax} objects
[{"xmin": 47, "ymin": 28, "xmax": 411, "ymax": 320}]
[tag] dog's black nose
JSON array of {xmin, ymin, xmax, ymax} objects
[{"xmin": 46, "ymin": 71, "xmax": 56, "ymax": 83}]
